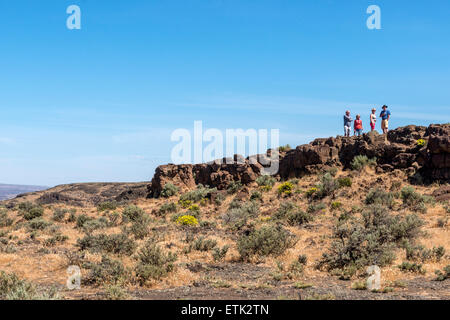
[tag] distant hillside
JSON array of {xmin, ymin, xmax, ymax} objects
[{"xmin": 0, "ymin": 184, "xmax": 48, "ymax": 201}]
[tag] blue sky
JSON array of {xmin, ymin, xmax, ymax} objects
[{"xmin": 0, "ymin": 0, "xmax": 449, "ymax": 186}]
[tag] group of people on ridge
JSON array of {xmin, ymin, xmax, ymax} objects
[{"xmin": 343, "ymin": 105, "xmax": 391, "ymax": 137}]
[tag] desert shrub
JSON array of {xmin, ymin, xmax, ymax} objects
[
  {"xmin": 22, "ymin": 206, "xmax": 44, "ymax": 221},
  {"xmin": 351, "ymin": 280, "xmax": 367, "ymax": 290},
  {"xmin": 134, "ymin": 241, "xmax": 177, "ymax": 284},
  {"xmin": 237, "ymin": 224, "xmax": 296, "ymax": 260},
  {"xmin": 405, "ymin": 244, "xmax": 445, "ymax": 262},
  {"xmin": 44, "ymin": 234, "xmax": 69, "ymax": 246},
  {"xmin": 0, "ymin": 209, "xmax": 13, "ymax": 227},
  {"xmin": 315, "ymin": 173, "xmax": 339, "ymax": 199},
  {"xmin": 287, "ymin": 210, "xmax": 313, "ymax": 226},
  {"xmin": 227, "ymin": 181, "xmax": 242, "ymax": 194},
  {"xmin": 97, "ymin": 201, "xmax": 118, "ymax": 212},
  {"xmin": 274, "ymin": 202, "xmax": 296, "ymax": 220},
  {"xmin": 129, "ymin": 219, "xmax": 150, "ymax": 240},
  {"xmin": 187, "ymin": 204, "xmax": 200, "ymax": 214},
  {"xmin": 179, "ymin": 199, "xmax": 193, "ymax": 209},
  {"xmin": 213, "ymin": 192, "xmax": 226, "ymax": 205},
  {"xmin": 278, "ymin": 144, "xmax": 291, "ymax": 152},
  {"xmin": 277, "ymin": 182, "xmax": 294, "ymax": 196},
  {"xmin": 256, "ymin": 175, "xmax": 276, "ymax": 188},
  {"xmin": 122, "ymin": 205, "xmax": 145, "ymax": 222},
  {"xmin": 190, "ymin": 236, "xmax": 217, "ymax": 252},
  {"xmin": 104, "ymin": 284, "xmax": 129, "ymax": 300},
  {"xmin": 365, "ymin": 188, "xmax": 394, "ymax": 208},
  {"xmin": 84, "ymin": 255, "xmax": 127, "ymax": 286},
  {"xmin": 351, "ymin": 155, "xmax": 377, "ymax": 171},
  {"xmin": 318, "ymin": 204, "xmax": 424, "ymax": 271},
  {"xmin": 398, "ymin": 262, "xmax": 425, "ymax": 274},
  {"xmin": 324, "ymin": 167, "xmax": 338, "ymax": 177},
  {"xmin": 107, "ymin": 211, "xmax": 121, "ymax": 225},
  {"xmin": 0, "ymin": 271, "xmax": 59, "ymax": 300},
  {"xmin": 212, "ymin": 245, "xmax": 230, "ymax": 262},
  {"xmin": 331, "ymin": 201, "xmax": 342, "ymax": 211},
  {"xmin": 337, "ymin": 177, "xmax": 352, "ymax": 188},
  {"xmin": 434, "ymin": 265, "xmax": 450, "ymax": 281},
  {"xmin": 18, "ymin": 202, "xmax": 35, "ymax": 212},
  {"xmin": 400, "ymin": 186, "xmax": 434, "ymax": 213},
  {"xmin": 179, "ymin": 185, "xmax": 213, "ymax": 203},
  {"xmin": 306, "ymin": 187, "xmax": 318, "ymax": 197},
  {"xmin": 77, "ymin": 233, "xmax": 136, "ymax": 256},
  {"xmin": 82, "ymin": 217, "xmax": 110, "ymax": 232},
  {"xmin": 175, "ymin": 215, "xmax": 198, "ymax": 226},
  {"xmin": 222, "ymin": 202, "xmax": 259, "ymax": 230},
  {"xmin": 51, "ymin": 208, "xmax": 76, "ymax": 222},
  {"xmin": 76, "ymin": 214, "xmax": 92, "ymax": 228},
  {"xmin": 160, "ymin": 183, "xmax": 179, "ymax": 198},
  {"xmin": 307, "ymin": 202, "xmax": 326, "ymax": 214},
  {"xmin": 27, "ymin": 218, "xmax": 52, "ymax": 231},
  {"xmin": 250, "ymin": 191, "xmax": 262, "ymax": 201}
]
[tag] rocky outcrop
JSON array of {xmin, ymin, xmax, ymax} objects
[{"xmin": 148, "ymin": 124, "xmax": 450, "ymax": 197}]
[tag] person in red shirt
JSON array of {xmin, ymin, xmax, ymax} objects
[{"xmin": 354, "ymin": 114, "xmax": 363, "ymax": 136}]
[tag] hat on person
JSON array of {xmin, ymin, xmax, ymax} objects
[{"xmin": 382, "ymin": 105, "xmax": 388, "ymax": 109}]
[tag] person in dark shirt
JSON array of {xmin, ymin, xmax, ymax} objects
[
  {"xmin": 343, "ymin": 110, "xmax": 352, "ymax": 137},
  {"xmin": 379, "ymin": 105, "xmax": 391, "ymax": 134}
]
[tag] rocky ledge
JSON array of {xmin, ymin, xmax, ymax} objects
[{"xmin": 149, "ymin": 124, "xmax": 449, "ymax": 197}]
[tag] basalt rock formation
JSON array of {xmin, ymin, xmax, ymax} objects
[{"xmin": 148, "ymin": 124, "xmax": 449, "ymax": 197}]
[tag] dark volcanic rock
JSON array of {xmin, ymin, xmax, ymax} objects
[{"xmin": 148, "ymin": 124, "xmax": 450, "ymax": 197}]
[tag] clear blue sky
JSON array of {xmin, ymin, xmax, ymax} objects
[{"xmin": 0, "ymin": 0, "xmax": 449, "ymax": 186}]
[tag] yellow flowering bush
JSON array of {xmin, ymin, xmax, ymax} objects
[
  {"xmin": 306, "ymin": 187, "xmax": 318, "ymax": 197},
  {"xmin": 179, "ymin": 199, "xmax": 193, "ymax": 209},
  {"xmin": 175, "ymin": 215, "xmax": 198, "ymax": 226},
  {"xmin": 277, "ymin": 182, "xmax": 294, "ymax": 196},
  {"xmin": 416, "ymin": 139, "xmax": 426, "ymax": 147}
]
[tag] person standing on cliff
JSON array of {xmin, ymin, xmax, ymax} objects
[
  {"xmin": 370, "ymin": 108, "xmax": 377, "ymax": 131},
  {"xmin": 344, "ymin": 110, "xmax": 352, "ymax": 137},
  {"xmin": 380, "ymin": 105, "xmax": 391, "ymax": 134},
  {"xmin": 354, "ymin": 114, "xmax": 363, "ymax": 136}
]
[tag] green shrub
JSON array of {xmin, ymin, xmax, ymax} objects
[
  {"xmin": 331, "ymin": 201, "xmax": 342, "ymax": 211},
  {"xmin": 434, "ymin": 265, "xmax": 450, "ymax": 281},
  {"xmin": 306, "ymin": 187, "xmax": 318, "ymax": 197},
  {"xmin": 0, "ymin": 209, "xmax": 13, "ymax": 227},
  {"xmin": 256, "ymin": 175, "xmax": 276, "ymax": 188},
  {"xmin": 82, "ymin": 217, "xmax": 110, "ymax": 232},
  {"xmin": 351, "ymin": 155, "xmax": 377, "ymax": 171},
  {"xmin": 52, "ymin": 208, "xmax": 75, "ymax": 222},
  {"xmin": 365, "ymin": 188, "xmax": 394, "ymax": 208},
  {"xmin": 318, "ymin": 204, "xmax": 423, "ymax": 271},
  {"xmin": 27, "ymin": 218, "xmax": 52, "ymax": 230},
  {"xmin": 337, "ymin": 177, "xmax": 352, "ymax": 188},
  {"xmin": 278, "ymin": 144, "xmax": 291, "ymax": 152},
  {"xmin": 160, "ymin": 183, "xmax": 179, "ymax": 198},
  {"xmin": 129, "ymin": 219, "xmax": 150, "ymax": 240},
  {"xmin": 250, "ymin": 191, "xmax": 262, "ymax": 201},
  {"xmin": 222, "ymin": 201, "xmax": 259, "ymax": 230},
  {"xmin": 77, "ymin": 233, "xmax": 136, "ymax": 256},
  {"xmin": 405, "ymin": 244, "xmax": 445, "ymax": 262},
  {"xmin": 316, "ymin": 173, "xmax": 339, "ymax": 199},
  {"xmin": 44, "ymin": 234, "xmax": 69, "ymax": 246},
  {"xmin": 179, "ymin": 185, "xmax": 213, "ymax": 203},
  {"xmin": 122, "ymin": 205, "xmax": 145, "ymax": 222},
  {"xmin": 97, "ymin": 201, "xmax": 118, "ymax": 212},
  {"xmin": 23, "ymin": 206, "xmax": 44, "ymax": 221},
  {"xmin": 274, "ymin": 202, "xmax": 297, "ymax": 220},
  {"xmin": 307, "ymin": 202, "xmax": 326, "ymax": 214},
  {"xmin": 287, "ymin": 210, "xmax": 313, "ymax": 226},
  {"xmin": 227, "ymin": 181, "xmax": 242, "ymax": 194},
  {"xmin": 0, "ymin": 271, "xmax": 59, "ymax": 300},
  {"xmin": 84, "ymin": 255, "xmax": 127, "ymax": 286},
  {"xmin": 212, "ymin": 245, "xmax": 230, "ymax": 262},
  {"xmin": 134, "ymin": 241, "xmax": 177, "ymax": 284},
  {"xmin": 190, "ymin": 237, "xmax": 217, "ymax": 252},
  {"xmin": 237, "ymin": 225, "xmax": 296, "ymax": 260},
  {"xmin": 398, "ymin": 262, "xmax": 425, "ymax": 274}
]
